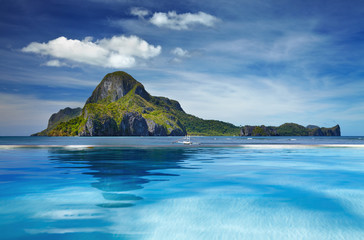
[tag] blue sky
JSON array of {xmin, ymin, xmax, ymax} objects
[{"xmin": 1, "ymin": 0, "xmax": 364, "ymax": 136}]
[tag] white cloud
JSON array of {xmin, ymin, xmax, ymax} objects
[
  {"xmin": 130, "ymin": 7, "xmax": 150, "ymax": 18},
  {"xmin": 22, "ymin": 35, "xmax": 161, "ymax": 68},
  {"xmin": 171, "ymin": 47, "xmax": 190, "ymax": 57},
  {"xmin": 43, "ymin": 60, "xmax": 67, "ymax": 67},
  {"xmin": 149, "ymin": 11, "xmax": 219, "ymax": 30}
]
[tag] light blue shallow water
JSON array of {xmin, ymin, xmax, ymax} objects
[{"xmin": 1, "ymin": 137, "xmax": 364, "ymax": 239}]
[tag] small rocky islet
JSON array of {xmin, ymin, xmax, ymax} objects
[{"xmin": 32, "ymin": 71, "xmax": 340, "ymax": 137}]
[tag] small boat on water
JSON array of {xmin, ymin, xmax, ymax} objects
[
  {"xmin": 181, "ymin": 135, "xmax": 192, "ymax": 145},
  {"xmin": 174, "ymin": 135, "xmax": 192, "ymax": 145}
]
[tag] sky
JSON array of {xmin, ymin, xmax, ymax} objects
[{"xmin": 0, "ymin": 0, "xmax": 364, "ymax": 136}]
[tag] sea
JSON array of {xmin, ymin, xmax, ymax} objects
[{"xmin": 1, "ymin": 136, "xmax": 364, "ymax": 240}]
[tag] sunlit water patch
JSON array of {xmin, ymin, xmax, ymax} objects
[{"xmin": 1, "ymin": 138, "xmax": 364, "ymax": 239}]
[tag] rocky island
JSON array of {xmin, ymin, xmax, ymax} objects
[
  {"xmin": 32, "ymin": 71, "xmax": 240, "ymax": 136},
  {"xmin": 32, "ymin": 71, "xmax": 341, "ymax": 137},
  {"xmin": 240, "ymin": 123, "xmax": 340, "ymax": 136}
]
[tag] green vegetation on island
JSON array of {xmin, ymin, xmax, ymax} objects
[
  {"xmin": 241, "ymin": 123, "xmax": 341, "ymax": 136},
  {"xmin": 175, "ymin": 112, "xmax": 240, "ymax": 136}
]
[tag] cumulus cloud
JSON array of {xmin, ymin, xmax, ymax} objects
[
  {"xmin": 149, "ymin": 11, "xmax": 219, "ymax": 30},
  {"xmin": 171, "ymin": 47, "xmax": 190, "ymax": 57},
  {"xmin": 22, "ymin": 35, "xmax": 161, "ymax": 68},
  {"xmin": 130, "ymin": 7, "xmax": 150, "ymax": 18}
]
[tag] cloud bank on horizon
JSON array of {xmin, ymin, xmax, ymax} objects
[{"xmin": 0, "ymin": 0, "xmax": 364, "ymax": 135}]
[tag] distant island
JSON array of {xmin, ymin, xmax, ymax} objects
[
  {"xmin": 32, "ymin": 71, "xmax": 340, "ymax": 137},
  {"xmin": 241, "ymin": 123, "xmax": 340, "ymax": 136}
]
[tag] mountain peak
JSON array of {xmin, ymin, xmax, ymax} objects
[{"xmin": 86, "ymin": 71, "xmax": 150, "ymax": 104}]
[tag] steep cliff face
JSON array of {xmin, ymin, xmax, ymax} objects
[
  {"xmin": 85, "ymin": 72, "xmax": 150, "ymax": 104},
  {"xmin": 320, "ymin": 125, "xmax": 341, "ymax": 136},
  {"xmin": 146, "ymin": 119, "xmax": 167, "ymax": 136},
  {"xmin": 81, "ymin": 115, "xmax": 119, "ymax": 136},
  {"xmin": 240, "ymin": 123, "xmax": 341, "ymax": 136}
]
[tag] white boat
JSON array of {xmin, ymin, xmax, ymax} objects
[
  {"xmin": 174, "ymin": 135, "xmax": 192, "ymax": 145},
  {"xmin": 181, "ymin": 135, "xmax": 192, "ymax": 145}
]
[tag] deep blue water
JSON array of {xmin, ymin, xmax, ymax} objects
[{"xmin": 1, "ymin": 137, "xmax": 364, "ymax": 239}]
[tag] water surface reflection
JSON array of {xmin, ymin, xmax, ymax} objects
[{"xmin": 48, "ymin": 148, "xmax": 190, "ymax": 208}]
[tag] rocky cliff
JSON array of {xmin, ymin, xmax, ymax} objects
[
  {"xmin": 319, "ymin": 125, "xmax": 341, "ymax": 136},
  {"xmin": 33, "ymin": 71, "xmax": 239, "ymax": 136},
  {"xmin": 85, "ymin": 72, "xmax": 151, "ymax": 104},
  {"xmin": 240, "ymin": 123, "xmax": 341, "ymax": 136}
]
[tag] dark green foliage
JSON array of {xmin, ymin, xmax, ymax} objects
[
  {"xmin": 241, "ymin": 123, "xmax": 341, "ymax": 136},
  {"xmin": 150, "ymin": 96, "xmax": 184, "ymax": 112},
  {"xmin": 48, "ymin": 116, "xmax": 83, "ymax": 136},
  {"xmin": 252, "ymin": 126, "xmax": 268, "ymax": 136},
  {"xmin": 175, "ymin": 112, "xmax": 240, "ymax": 136},
  {"xmin": 276, "ymin": 123, "xmax": 309, "ymax": 136}
]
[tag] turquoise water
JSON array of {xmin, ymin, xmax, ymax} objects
[{"xmin": 1, "ymin": 137, "xmax": 364, "ymax": 239}]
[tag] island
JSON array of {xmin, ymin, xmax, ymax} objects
[
  {"xmin": 32, "ymin": 71, "xmax": 341, "ymax": 137},
  {"xmin": 32, "ymin": 71, "xmax": 240, "ymax": 136},
  {"xmin": 240, "ymin": 123, "xmax": 340, "ymax": 136}
]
